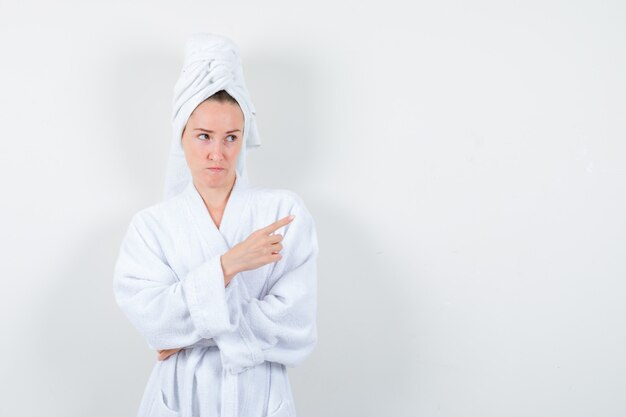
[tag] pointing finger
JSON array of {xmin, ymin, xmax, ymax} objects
[{"xmin": 261, "ymin": 214, "xmax": 295, "ymax": 235}]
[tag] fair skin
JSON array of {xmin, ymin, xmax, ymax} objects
[{"xmin": 156, "ymin": 99, "xmax": 294, "ymax": 361}]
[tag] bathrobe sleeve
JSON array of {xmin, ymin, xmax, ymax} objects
[
  {"xmin": 213, "ymin": 196, "xmax": 319, "ymax": 373},
  {"xmin": 113, "ymin": 211, "xmax": 236, "ymax": 351}
]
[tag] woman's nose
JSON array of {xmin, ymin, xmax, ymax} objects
[{"xmin": 208, "ymin": 141, "xmax": 224, "ymax": 161}]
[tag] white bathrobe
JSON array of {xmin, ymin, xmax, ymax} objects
[{"xmin": 113, "ymin": 170, "xmax": 318, "ymax": 417}]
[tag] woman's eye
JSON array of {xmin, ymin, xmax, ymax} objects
[
  {"xmin": 198, "ymin": 133, "xmax": 210, "ymax": 140},
  {"xmin": 226, "ymin": 135, "xmax": 237, "ymax": 142}
]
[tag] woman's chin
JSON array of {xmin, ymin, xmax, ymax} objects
[{"xmin": 198, "ymin": 169, "xmax": 232, "ymax": 187}]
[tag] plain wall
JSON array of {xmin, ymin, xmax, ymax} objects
[{"xmin": 1, "ymin": 0, "xmax": 625, "ymax": 416}]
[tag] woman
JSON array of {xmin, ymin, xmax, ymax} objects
[{"xmin": 113, "ymin": 33, "xmax": 318, "ymax": 417}]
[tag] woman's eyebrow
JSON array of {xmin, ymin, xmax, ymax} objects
[{"xmin": 194, "ymin": 128, "xmax": 241, "ymax": 133}]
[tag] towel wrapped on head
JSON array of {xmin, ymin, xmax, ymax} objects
[{"xmin": 163, "ymin": 33, "xmax": 261, "ymax": 200}]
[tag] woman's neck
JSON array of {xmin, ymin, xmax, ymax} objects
[{"xmin": 194, "ymin": 174, "xmax": 236, "ymax": 213}]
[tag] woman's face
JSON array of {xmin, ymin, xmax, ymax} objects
[{"xmin": 181, "ymin": 99, "xmax": 244, "ymax": 190}]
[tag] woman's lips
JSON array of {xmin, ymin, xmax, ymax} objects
[{"xmin": 207, "ymin": 167, "xmax": 224, "ymax": 172}]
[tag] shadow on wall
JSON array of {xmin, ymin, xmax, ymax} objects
[
  {"xmin": 242, "ymin": 45, "xmax": 319, "ymax": 189},
  {"xmin": 31, "ymin": 42, "xmax": 181, "ymax": 416},
  {"xmin": 32, "ymin": 218, "xmax": 156, "ymax": 416},
  {"xmin": 105, "ymin": 40, "xmax": 180, "ymax": 202}
]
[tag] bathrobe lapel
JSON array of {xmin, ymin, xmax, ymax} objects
[
  {"xmin": 181, "ymin": 170, "xmax": 252, "ymax": 417},
  {"xmin": 182, "ymin": 169, "xmax": 252, "ymax": 257}
]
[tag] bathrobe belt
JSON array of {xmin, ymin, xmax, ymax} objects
[{"xmin": 181, "ymin": 343, "xmax": 240, "ymax": 417}]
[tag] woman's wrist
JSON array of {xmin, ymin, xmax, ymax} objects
[{"xmin": 220, "ymin": 253, "xmax": 237, "ymax": 285}]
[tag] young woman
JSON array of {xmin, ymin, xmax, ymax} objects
[{"xmin": 113, "ymin": 33, "xmax": 318, "ymax": 417}]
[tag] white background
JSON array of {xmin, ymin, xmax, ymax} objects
[{"xmin": 1, "ymin": 1, "xmax": 625, "ymax": 416}]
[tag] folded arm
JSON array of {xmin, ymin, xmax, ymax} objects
[{"xmin": 113, "ymin": 212, "xmax": 238, "ymax": 351}]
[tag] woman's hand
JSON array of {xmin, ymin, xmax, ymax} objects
[
  {"xmin": 157, "ymin": 348, "xmax": 183, "ymax": 361},
  {"xmin": 220, "ymin": 214, "xmax": 294, "ymax": 285}
]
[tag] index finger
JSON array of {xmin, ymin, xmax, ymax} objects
[{"xmin": 261, "ymin": 214, "xmax": 295, "ymax": 235}]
